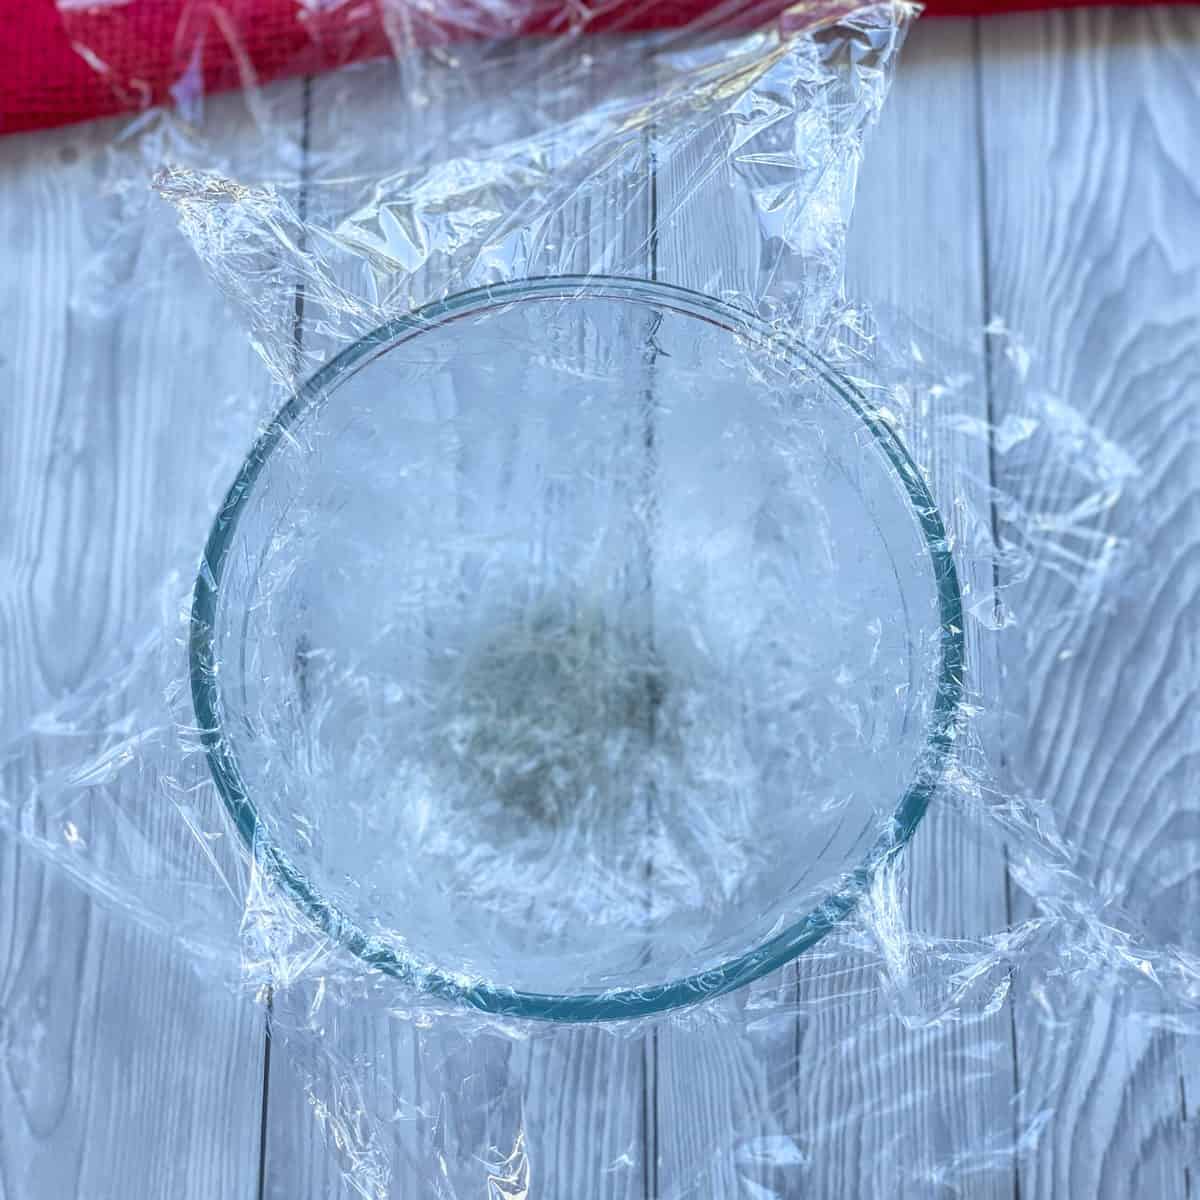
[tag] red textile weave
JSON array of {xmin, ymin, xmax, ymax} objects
[{"xmin": 0, "ymin": 0, "xmax": 1186, "ymax": 136}]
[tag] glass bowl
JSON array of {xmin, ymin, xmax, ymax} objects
[{"xmin": 190, "ymin": 276, "xmax": 963, "ymax": 1021}]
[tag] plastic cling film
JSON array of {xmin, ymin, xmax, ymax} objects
[{"xmin": 7, "ymin": 1, "xmax": 1196, "ymax": 1195}]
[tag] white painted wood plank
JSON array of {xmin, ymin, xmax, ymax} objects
[
  {"xmin": 796, "ymin": 21, "xmax": 1017, "ymax": 1198},
  {"xmin": 264, "ymin": 43, "xmax": 656, "ymax": 1200},
  {"xmin": 0, "ymin": 103, "xmax": 284, "ymax": 1198},
  {"xmin": 260, "ymin": 66, "xmax": 431, "ymax": 1200},
  {"xmin": 648, "ymin": 35, "xmax": 792, "ymax": 1194},
  {"xmin": 652, "ymin": 19, "xmax": 1016, "ymax": 1198},
  {"xmin": 980, "ymin": 9, "xmax": 1200, "ymax": 1198}
]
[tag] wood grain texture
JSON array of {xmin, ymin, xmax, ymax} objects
[
  {"xmin": 980, "ymin": 8, "xmax": 1200, "ymax": 1198},
  {"xmin": 801, "ymin": 21, "xmax": 1016, "ymax": 1197},
  {"xmin": 0, "ymin": 106, "xmax": 278, "ymax": 1199},
  {"xmin": 268, "ymin": 22, "xmax": 1023, "ymax": 1200},
  {"xmin": 260, "ymin": 65, "xmax": 431, "ymax": 1200},
  {"xmin": 6, "ymin": 12, "xmax": 1199, "ymax": 1199},
  {"xmin": 647, "ymin": 41, "xmax": 789, "ymax": 1200},
  {"xmin": 651, "ymin": 20, "xmax": 1017, "ymax": 1198},
  {"xmin": 262, "ymin": 44, "xmax": 656, "ymax": 1200}
]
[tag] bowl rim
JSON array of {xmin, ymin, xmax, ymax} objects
[{"xmin": 190, "ymin": 274, "xmax": 965, "ymax": 1022}]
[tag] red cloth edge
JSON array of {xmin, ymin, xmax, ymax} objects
[{"xmin": 0, "ymin": 0, "xmax": 1190, "ymax": 137}]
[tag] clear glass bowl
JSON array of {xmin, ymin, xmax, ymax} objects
[{"xmin": 190, "ymin": 276, "xmax": 963, "ymax": 1021}]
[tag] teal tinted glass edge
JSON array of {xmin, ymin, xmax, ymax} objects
[{"xmin": 189, "ymin": 275, "xmax": 966, "ymax": 1023}]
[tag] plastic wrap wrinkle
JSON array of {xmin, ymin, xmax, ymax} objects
[{"xmin": 8, "ymin": 0, "xmax": 1199, "ymax": 1195}]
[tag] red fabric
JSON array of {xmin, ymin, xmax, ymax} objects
[{"xmin": 0, "ymin": 0, "xmax": 1188, "ymax": 136}]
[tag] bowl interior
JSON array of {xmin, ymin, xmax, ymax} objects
[{"xmin": 197, "ymin": 279, "xmax": 958, "ymax": 1008}]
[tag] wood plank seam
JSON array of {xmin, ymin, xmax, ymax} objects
[
  {"xmin": 259, "ymin": 71, "xmax": 314, "ymax": 1200},
  {"xmin": 970, "ymin": 17, "xmax": 1025, "ymax": 1199},
  {"xmin": 978, "ymin": 10, "xmax": 1200, "ymax": 1197},
  {"xmin": 644, "ymin": 106, "xmax": 660, "ymax": 1200}
]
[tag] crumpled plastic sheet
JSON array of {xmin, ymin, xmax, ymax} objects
[{"xmin": 4, "ymin": 1, "xmax": 1197, "ymax": 1196}]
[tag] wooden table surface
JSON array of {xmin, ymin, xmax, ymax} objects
[{"xmin": 2, "ymin": 9, "xmax": 1198, "ymax": 1198}]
